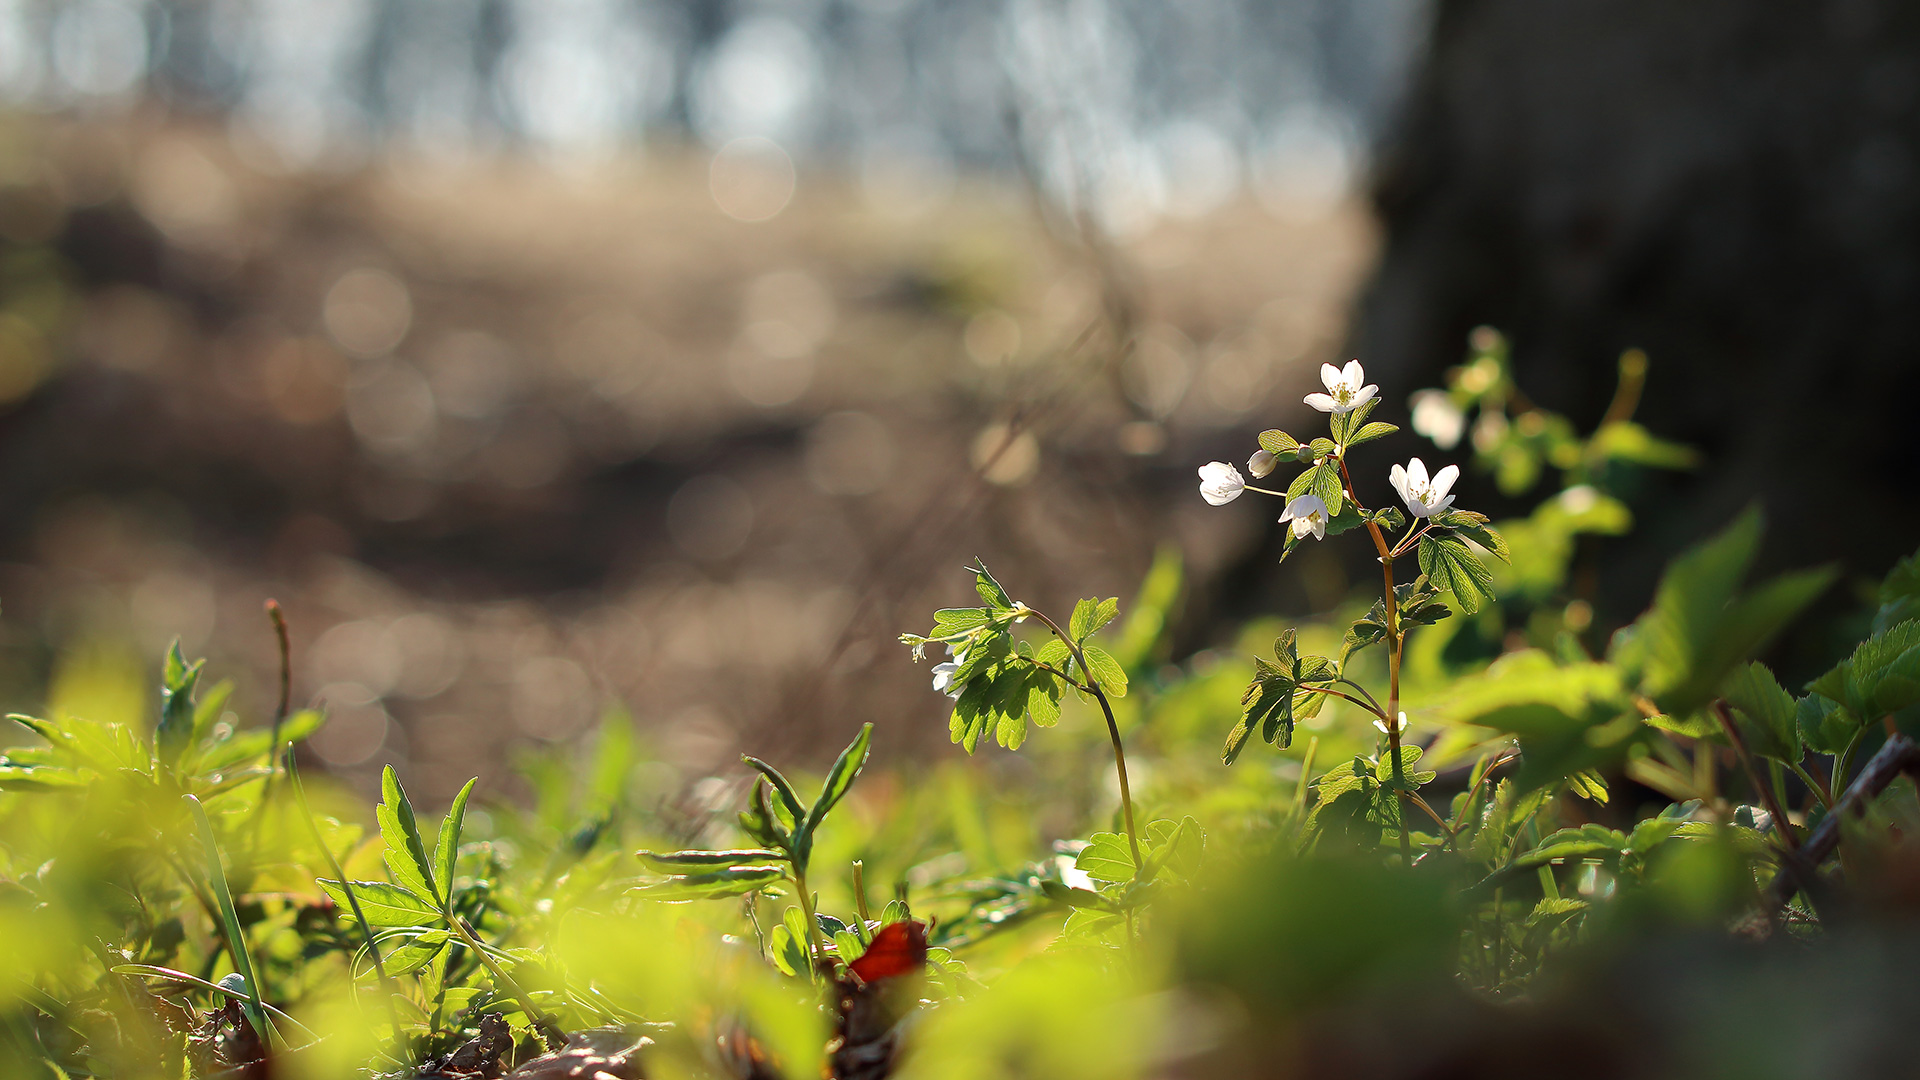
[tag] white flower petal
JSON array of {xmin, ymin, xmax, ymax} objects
[
  {"xmin": 1406, "ymin": 457, "xmax": 1429, "ymax": 490},
  {"xmin": 1351, "ymin": 384, "xmax": 1379, "ymax": 409},
  {"xmin": 1389, "ymin": 463, "xmax": 1410, "ymax": 504},
  {"xmin": 1247, "ymin": 449, "xmax": 1277, "ymax": 478},
  {"xmin": 1430, "ymin": 464, "xmax": 1461, "ymax": 503},
  {"xmin": 1309, "ymin": 514, "xmax": 1325, "ymax": 540},
  {"xmin": 1303, "ymin": 392, "xmax": 1338, "ymax": 413},
  {"xmin": 1320, "ymin": 362, "xmax": 1343, "ymax": 392},
  {"xmin": 1341, "ymin": 359, "xmax": 1364, "ymax": 388},
  {"xmin": 1198, "ymin": 461, "xmax": 1246, "ymax": 505}
]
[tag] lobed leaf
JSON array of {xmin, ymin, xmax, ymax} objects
[
  {"xmin": 377, "ymin": 765, "xmax": 440, "ymax": 907},
  {"xmin": 316, "ymin": 879, "xmax": 442, "ymax": 928}
]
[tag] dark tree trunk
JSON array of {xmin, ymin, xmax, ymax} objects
[{"xmin": 1351, "ymin": 0, "xmax": 1920, "ymax": 651}]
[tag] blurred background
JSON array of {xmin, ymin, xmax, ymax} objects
[{"xmin": 0, "ymin": 0, "xmax": 1911, "ymax": 802}]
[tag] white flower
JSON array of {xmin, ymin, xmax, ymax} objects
[
  {"xmin": 1279, "ymin": 494, "xmax": 1329, "ymax": 540},
  {"xmin": 1409, "ymin": 390, "xmax": 1466, "ymax": 450},
  {"xmin": 1198, "ymin": 461, "xmax": 1246, "ymax": 505},
  {"xmin": 1374, "ymin": 711, "xmax": 1408, "ymax": 735},
  {"xmin": 931, "ymin": 650, "xmax": 968, "ymax": 698},
  {"xmin": 1303, "ymin": 360, "xmax": 1380, "ymax": 415},
  {"xmin": 1389, "ymin": 457, "xmax": 1460, "ymax": 518},
  {"xmin": 1247, "ymin": 449, "xmax": 1278, "ymax": 478}
]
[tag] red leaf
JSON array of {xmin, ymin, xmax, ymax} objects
[{"xmin": 848, "ymin": 920, "xmax": 928, "ymax": 983}]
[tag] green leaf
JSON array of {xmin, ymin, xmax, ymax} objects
[
  {"xmin": 1221, "ymin": 715, "xmax": 1255, "ymax": 765},
  {"xmin": 182, "ymin": 795, "xmax": 267, "ymax": 1041},
  {"xmin": 1435, "ymin": 510, "xmax": 1511, "ymax": 564},
  {"xmin": 1723, "ymin": 662, "xmax": 1799, "ymax": 763},
  {"xmin": 1587, "ymin": 420, "xmax": 1698, "ymax": 470},
  {"xmin": 1418, "ymin": 533, "xmax": 1494, "ymax": 615},
  {"xmin": 195, "ymin": 710, "xmax": 325, "ymax": 773},
  {"xmin": 638, "ymin": 849, "xmax": 785, "ymax": 870},
  {"xmin": 741, "ymin": 756, "xmax": 809, "ymax": 828},
  {"xmin": 382, "ymin": 931, "xmax": 450, "ymax": 975},
  {"xmin": 1034, "ymin": 637, "xmax": 1072, "ymax": 669},
  {"xmin": 1258, "ymin": 430, "xmax": 1300, "ymax": 456},
  {"xmin": 316, "ymin": 879, "xmax": 442, "ymax": 928},
  {"xmin": 931, "ymin": 608, "xmax": 990, "ymax": 636},
  {"xmin": 972, "ymin": 561, "xmax": 1014, "ymax": 611},
  {"xmin": 1069, "ymin": 598, "xmax": 1121, "ymax": 643},
  {"xmin": 189, "ymin": 679, "xmax": 234, "ymax": 753},
  {"xmin": 739, "ymin": 781, "xmax": 783, "ymax": 848},
  {"xmin": 1311, "ymin": 462, "xmax": 1345, "ymax": 515},
  {"xmin": 433, "ymin": 777, "xmax": 478, "ymax": 906},
  {"xmin": 769, "ymin": 924, "xmax": 807, "ymax": 977},
  {"xmin": 629, "ymin": 866, "xmax": 787, "ymax": 900},
  {"xmin": 880, "ymin": 899, "xmax": 910, "ymax": 925},
  {"xmin": 1073, "ymin": 833, "xmax": 1135, "ymax": 883},
  {"xmin": 1616, "ymin": 508, "xmax": 1836, "ymax": 718},
  {"xmin": 1027, "ymin": 676, "xmax": 1062, "ymax": 728},
  {"xmin": 1081, "ymin": 646, "xmax": 1128, "ymax": 699},
  {"xmin": 1567, "ymin": 769, "xmax": 1610, "ymax": 804},
  {"xmin": 833, "ymin": 930, "xmax": 865, "ymax": 963},
  {"xmin": 807, "ymin": 723, "xmax": 873, "ymax": 832},
  {"xmin": 155, "ymin": 641, "xmax": 205, "ymax": 768},
  {"xmin": 1345, "ymin": 421, "xmax": 1399, "ymax": 448},
  {"xmin": 1808, "ymin": 619, "xmax": 1920, "ymax": 721},
  {"xmin": 377, "ymin": 766, "xmax": 439, "ymax": 907}
]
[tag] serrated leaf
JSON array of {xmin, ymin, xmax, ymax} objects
[
  {"xmin": 1723, "ymin": 662, "xmax": 1799, "ymax": 762},
  {"xmin": 1567, "ymin": 769, "xmax": 1609, "ymax": 803},
  {"xmin": 1418, "ymin": 533, "xmax": 1494, "ymax": 615},
  {"xmin": 382, "ymin": 931, "xmax": 449, "ymax": 975},
  {"xmin": 316, "ymin": 879, "xmax": 442, "ymax": 928},
  {"xmin": 1074, "ymin": 833, "xmax": 1135, "ymax": 883},
  {"xmin": 1345, "ymin": 421, "xmax": 1399, "ymax": 447},
  {"xmin": 156, "ymin": 641, "xmax": 205, "ymax": 768},
  {"xmin": 433, "ymin": 777, "xmax": 477, "ymax": 906},
  {"xmin": 1258, "ymin": 430, "xmax": 1300, "ymax": 456},
  {"xmin": 377, "ymin": 766, "xmax": 439, "ymax": 907}
]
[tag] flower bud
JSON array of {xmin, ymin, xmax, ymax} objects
[
  {"xmin": 1247, "ymin": 449, "xmax": 1277, "ymax": 478},
  {"xmin": 1295, "ymin": 444, "xmax": 1316, "ymax": 463}
]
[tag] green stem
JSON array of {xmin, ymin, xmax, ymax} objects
[
  {"xmin": 1788, "ymin": 760, "xmax": 1834, "ymax": 809},
  {"xmin": 1026, "ymin": 608, "xmax": 1144, "ymax": 877},
  {"xmin": 446, "ymin": 912, "xmax": 559, "ymax": 1051},
  {"xmin": 793, "ymin": 864, "xmax": 827, "ymax": 981},
  {"xmin": 851, "ymin": 861, "xmax": 873, "ymax": 943}
]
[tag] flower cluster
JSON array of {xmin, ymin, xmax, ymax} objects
[{"xmin": 1196, "ymin": 360, "xmax": 1471, "ymax": 544}]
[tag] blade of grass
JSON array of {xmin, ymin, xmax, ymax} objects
[{"xmin": 181, "ymin": 795, "xmax": 270, "ymax": 1045}]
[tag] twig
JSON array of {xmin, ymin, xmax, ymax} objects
[{"xmin": 1760, "ymin": 733, "xmax": 1920, "ymax": 920}]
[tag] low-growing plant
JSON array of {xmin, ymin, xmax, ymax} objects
[{"xmin": 4, "ymin": 330, "xmax": 1920, "ymax": 1078}]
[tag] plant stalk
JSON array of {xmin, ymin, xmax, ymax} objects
[
  {"xmin": 1341, "ymin": 455, "xmax": 1412, "ymax": 862},
  {"xmin": 793, "ymin": 864, "xmax": 828, "ymax": 981},
  {"xmin": 1027, "ymin": 608, "xmax": 1144, "ymax": 876}
]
